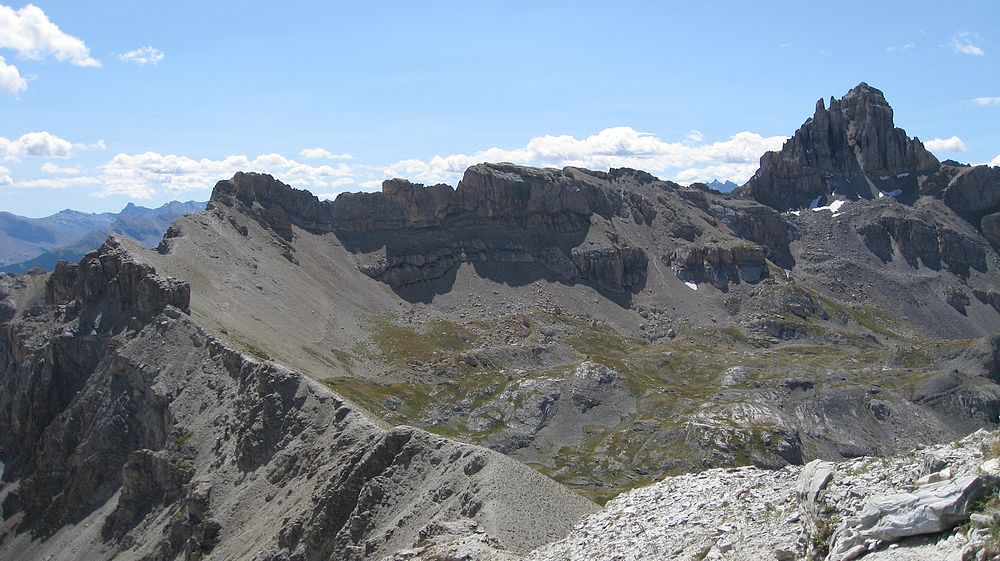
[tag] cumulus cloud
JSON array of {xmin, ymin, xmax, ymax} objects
[
  {"xmin": 0, "ymin": 131, "xmax": 76, "ymax": 160},
  {"xmin": 382, "ymin": 127, "xmax": 786, "ymax": 186},
  {"xmin": 119, "ymin": 46, "xmax": 164, "ymax": 66},
  {"xmin": 950, "ymin": 32, "xmax": 984, "ymax": 56},
  {"xmin": 8, "ymin": 128, "xmax": 787, "ymax": 200},
  {"xmin": 968, "ymin": 97, "xmax": 1000, "ymax": 106},
  {"xmin": 94, "ymin": 152, "xmax": 354, "ymax": 198},
  {"xmin": 0, "ymin": 164, "xmax": 11, "ymax": 185},
  {"xmin": 300, "ymin": 147, "xmax": 354, "ymax": 160},
  {"xmin": 0, "ymin": 4, "xmax": 100, "ymax": 67},
  {"xmin": 0, "ymin": 55, "xmax": 26, "ymax": 94},
  {"xmin": 924, "ymin": 136, "xmax": 968, "ymax": 153}
]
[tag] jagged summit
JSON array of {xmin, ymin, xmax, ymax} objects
[{"xmin": 737, "ymin": 82, "xmax": 939, "ymax": 210}]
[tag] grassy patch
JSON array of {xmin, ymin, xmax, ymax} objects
[
  {"xmin": 176, "ymin": 431, "xmax": 194, "ymax": 447},
  {"xmin": 357, "ymin": 315, "xmax": 479, "ymax": 366},
  {"xmin": 322, "ymin": 377, "xmax": 432, "ymax": 423},
  {"xmin": 236, "ymin": 338, "xmax": 270, "ymax": 361},
  {"xmin": 330, "ymin": 348, "xmax": 356, "ymax": 373}
]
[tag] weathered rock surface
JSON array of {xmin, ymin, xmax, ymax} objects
[
  {"xmin": 668, "ymin": 241, "xmax": 768, "ymax": 289},
  {"xmin": 210, "ymin": 165, "xmax": 659, "ymax": 293},
  {"xmin": 828, "ymin": 475, "xmax": 991, "ymax": 561},
  {"xmin": 524, "ymin": 429, "xmax": 1000, "ymax": 561},
  {"xmin": 0, "ymin": 241, "xmax": 597, "ymax": 561},
  {"xmin": 738, "ymin": 83, "xmax": 939, "ymax": 211}
]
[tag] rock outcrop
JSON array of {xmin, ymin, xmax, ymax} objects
[
  {"xmin": 667, "ymin": 241, "xmax": 768, "ymax": 289},
  {"xmin": 738, "ymin": 83, "xmax": 939, "ymax": 210}
]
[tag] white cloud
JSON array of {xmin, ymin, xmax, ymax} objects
[
  {"xmin": 7, "ymin": 127, "xmax": 788, "ymax": 200},
  {"xmin": 41, "ymin": 162, "xmax": 81, "ymax": 174},
  {"xmin": 924, "ymin": 136, "xmax": 968, "ymax": 153},
  {"xmin": 119, "ymin": 46, "xmax": 164, "ymax": 66},
  {"xmin": 778, "ymin": 42, "xmax": 791, "ymax": 48},
  {"xmin": 300, "ymin": 147, "xmax": 354, "ymax": 160},
  {"xmin": 382, "ymin": 127, "xmax": 787, "ymax": 186},
  {"xmin": 9, "ymin": 176, "xmax": 97, "ymax": 190},
  {"xmin": 0, "ymin": 131, "xmax": 75, "ymax": 161},
  {"xmin": 0, "ymin": 164, "xmax": 11, "ymax": 185},
  {"xmin": 968, "ymin": 97, "xmax": 1000, "ymax": 106},
  {"xmin": 0, "ymin": 4, "xmax": 100, "ymax": 67},
  {"xmin": 94, "ymin": 151, "xmax": 355, "ymax": 198},
  {"xmin": 0, "ymin": 55, "xmax": 26, "ymax": 95},
  {"xmin": 685, "ymin": 130, "xmax": 704, "ymax": 143},
  {"xmin": 887, "ymin": 43, "xmax": 915, "ymax": 52},
  {"xmin": 0, "ymin": 132, "xmax": 105, "ymax": 161},
  {"xmin": 950, "ymin": 32, "xmax": 984, "ymax": 56}
]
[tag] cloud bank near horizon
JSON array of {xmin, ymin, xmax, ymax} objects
[{"xmin": 0, "ymin": 127, "xmax": 790, "ymax": 200}]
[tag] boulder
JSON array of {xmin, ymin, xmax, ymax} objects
[{"xmin": 827, "ymin": 475, "xmax": 991, "ymax": 561}]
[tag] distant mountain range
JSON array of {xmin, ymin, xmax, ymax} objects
[
  {"xmin": 705, "ymin": 179, "xmax": 739, "ymax": 192},
  {"xmin": 0, "ymin": 200, "xmax": 205, "ymax": 273}
]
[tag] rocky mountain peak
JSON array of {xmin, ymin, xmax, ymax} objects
[{"xmin": 737, "ymin": 82, "xmax": 940, "ymax": 210}]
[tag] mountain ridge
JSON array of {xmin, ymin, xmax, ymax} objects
[
  {"xmin": 0, "ymin": 200, "xmax": 205, "ymax": 272},
  {"xmin": 2, "ymin": 82, "xmax": 1000, "ymax": 561}
]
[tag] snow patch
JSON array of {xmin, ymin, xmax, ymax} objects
[
  {"xmin": 684, "ymin": 281, "xmax": 698, "ymax": 291},
  {"xmin": 812, "ymin": 199, "xmax": 847, "ymax": 217},
  {"xmin": 789, "ymin": 210, "xmax": 801, "ymax": 216},
  {"xmin": 879, "ymin": 175, "xmax": 890, "ymax": 180},
  {"xmin": 878, "ymin": 189, "xmax": 903, "ymax": 199},
  {"xmin": 897, "ymin": 172, "xmax": 910, "ymax": 178}
]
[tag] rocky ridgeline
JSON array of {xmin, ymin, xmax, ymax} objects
[
  {"xmin": 525, "ymin": 429, "xmax": 1000, "ymax": 561},
  {"xmin": 208, "ymin": 164, "xmax": 665, "ymax": 292},
  {"xmin": 0, "ymin": 241, "xmax": 596, "ymax": 561},
  {"xmin": 46, "ymin": 236, "xmax": 191, "ymax": 331}
]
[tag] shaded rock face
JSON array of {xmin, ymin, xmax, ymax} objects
[
  {"xmin": 738, "ymin": 83, "xmax": 939, "ymax": 211},
  {"xmin": 858, "ymin": 215, "xmax": 988, "ymax": 276},
  {"xmin": 210, "ymin": 165, "xmax": 662, "ymax": 294},
  {"xmin": 929, "ymin": 163, "xmax": 1000, "ymax": 252},
  {"xmin": 0, "ymin": 240, "xmax": 189, "ymax": 537},
  {"xmin": 667, "ymin": 242, "xmax": 768, "ymax": 289},
  {"xmin": 940, "ymin": 165, "xmax": 1000, "ymax": 216},
  {"xmin": 210, "ymin": 165, "xmax": 615, "ymax": 236}
]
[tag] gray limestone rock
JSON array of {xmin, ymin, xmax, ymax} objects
[{"xmin": 737, "ymin": 83, "xmax": 939, "ymax": 211}]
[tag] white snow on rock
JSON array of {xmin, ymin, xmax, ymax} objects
[
  {"xmin": 878, "ymin": 189, "xmax": 903, "ymax": 198},
  {"xmin": 812, "ymin": 198, "xmax": 847, "ymax": 216},
  {"xmin": 684, "ymin": 281, "xmax": 698, "ymax": 291}
]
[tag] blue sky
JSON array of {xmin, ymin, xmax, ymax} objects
[{"xmin": 1, "ymin": 1, "xmax": 998, "ymax": 217}]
